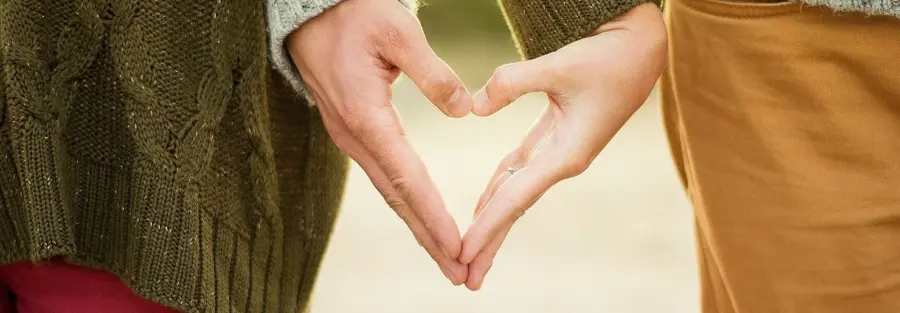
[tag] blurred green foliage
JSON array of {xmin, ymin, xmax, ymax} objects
[
  {"xmin": 414, "ymin": 0, "xmax": 522, "ymax": 84},
  {"xmin": 417, "ymin": 0, "xmax": 512, "ymax": 41}
]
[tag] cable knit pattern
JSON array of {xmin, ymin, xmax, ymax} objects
[
  {"xmin": 267, "ymin": 0, "xmax": 418, "ymax": 101},
  {"xmin": 0, "ymin": 1, "xmax": 348, "ymax": 312}
]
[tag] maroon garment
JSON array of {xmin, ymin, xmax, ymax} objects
[{"xmin": 0, "ymin": 261, "xmax": 179, "ymax": 313}]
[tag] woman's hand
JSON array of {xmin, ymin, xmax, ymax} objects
[
  {"xmin": 459, "ymin": 3, "xmax": 668, "ymax": 290},
  {"xmin": 288, "ymin": 0, "xmax": 473, "ymax": 285}
]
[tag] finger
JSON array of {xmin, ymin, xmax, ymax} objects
[
  {"xmin": 312, "ymin": 91, "xmax": 467, "ymax": 284},
  {"xmin": 333, "ymin": 70, "xmax": 463, "ymax": 262},
  {"xmin": 475, "ymin": 107, "xmax": 556, "ymax": 218},
  {"xmin": 360, "ymin": 151, "xmax": 469, "ymax": 285},
  {"xmin": 460, "ymin": 152, "xmax": 567, "ymax": 264},
  {"xmin": 340, "ymin": 130, "xmax": 468, "ymax": 285},
  {"xmin": 474, "ymin": 154, "xmax": 517, "ymax": 218},
  {"xmin": 348, "ymin": 105, "xmax": 464, "ymax": 261},
  {"xmin": 465, "ymin": 221, "xmax": 513, "ymax": 291},
  {"xmin": 378, "ymin": 25, "xmax": 473, "ymax": 118},
  {"xmin": 472, "ymin": 56, "xmax": 560, "ymax": 117},
  {"xmin": 375, "ymin": 143, "xmax": 463, "ymax": 261}
]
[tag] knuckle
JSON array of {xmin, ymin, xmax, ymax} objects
[
  {"xmin": 423, "ymin": 72, "xmax": 459, "ymax": 104},
  {"xmin": 378, "ymin": 24, "xmax": 406, "ymax": 49},
  {"xmin": 384, "ymin": 196, "xmax": 423, "ymax": 245},
  {"xmin": 391, "ymin": 175, "xmax": 434, "ymax": 229},
  {"xmin": 343, "ymin": 106, "xmax": 401, "ymax": 140},
  {"xmin": 341, "ymin": 111, "xmax": 383, "ymax": 138},
  {"xmin": 562, "ymin": 154, "xmax": 593, "ymax": 177},
  {"xmin": 487, "ymin": 66, "xmax": 514, "ymax": 102},
  {"xmin": 418, "ymin": 211, "xmax": 436, "ymax": 233},
  {"xmin": 342, "ymin": 116, "xmax": 368, "ymax": 136},
  {"xmin": 385, "ymin": 195, "xmax": 406, "ymax": 212},
  {"xmin": 385, "ymin": 194, "xmax": 413, "ymax": 219},
  {"xmin": 490, "ymin": 66, "xmax": 513, "ymax": 89},
  {"xmin": 390, "ymin": 176, "xmax": 413, "ymax": 201},
  {"xmin": 376, "ymin": 19, "xmax": 415, "ymax": 51}
]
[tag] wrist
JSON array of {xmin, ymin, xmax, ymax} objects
[
  {"xmin": 593, "ymin": 3, "xmax": 665, "ymax": 35},
  {"xmin": 592, "ymin": 3, "xmax": 667, "ymax": 68}
]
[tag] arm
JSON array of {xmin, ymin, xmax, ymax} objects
[{"xmin": 267, "ymin": 0, "xmax": 418, "ymax": 95}]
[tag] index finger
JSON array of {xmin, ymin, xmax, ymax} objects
[
  {"xmin": 353, "ymin": 106, "xmax": 463, "ymax": 260},
  {"xmin": 348, "ymin": 132, "xmax": 468, "ymax": 285},
  {"xmin": 460, "ymin": 157, "xmax": 565, "ymax": 264}
]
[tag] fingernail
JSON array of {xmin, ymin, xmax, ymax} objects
[
  {"xmin": 472, "ymin": 89, "xmax": 489, "ymax": 115},
  {"xmin": 448, "ymin": 87, "xmax": 471, "ymax": 118}
]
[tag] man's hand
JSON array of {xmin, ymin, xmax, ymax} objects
[
  {"xmin": 459, "ymin": 3, "xmax": 668, "ymax": 290},
  {"xmin": 287, "ymin": 0, "xmax": 474, "ymax": 285}
]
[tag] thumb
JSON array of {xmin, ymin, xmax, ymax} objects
[
  {"xmin": 380, "ymin": 26, "xmax": 473, "ymax": 118},
  {"xmin": 472, "ymin": 57, "xmax": 558, "ymax": 117}
]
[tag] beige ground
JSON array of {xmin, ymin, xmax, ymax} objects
[{"xmin": 308, "ymin": 56, "xmax": 699, "ymax": 312}]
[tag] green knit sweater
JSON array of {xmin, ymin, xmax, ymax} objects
[{"xmin": 0, "ymin": 0, "xmax": 648, "ymax": 312}]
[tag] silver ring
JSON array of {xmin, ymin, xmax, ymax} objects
[{"xmin": 507, "ymin": 167, "xmax": 518, "ymax": 175}]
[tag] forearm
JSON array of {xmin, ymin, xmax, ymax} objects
[{"xmin": 499, "ymin": 0, "xmax": 661, "ymax": 59}]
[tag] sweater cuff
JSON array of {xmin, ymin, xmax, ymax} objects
[
  {"xmin": 267, "ymin": 0, "xmax": 419, "ymax": 103},
  {"xmin": 500, "ymin": 0, "xmax": 660, "ymax": 60}
]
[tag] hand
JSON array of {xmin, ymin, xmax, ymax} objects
[
  {"xmin": 458, "ymin": 3, "xmax": 668, "ymax": 290},
  {"xmin": 287, "ymin": 0, "xmax": 474, "ymax": 285}
]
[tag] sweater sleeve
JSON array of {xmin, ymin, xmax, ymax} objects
[
  {"xmin": 498, "ymin": 0, "xmax": 660, "ymax": 60},
  {"xmin": 267, "ymin": 0, "xmax": 419, "ymax": 95}
]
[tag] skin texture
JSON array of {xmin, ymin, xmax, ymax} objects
[
  {"xmin": 287, "ymin": 0, "xmax": 474, "ymax": 285},
  {"xmin": 289, "ymin": 0, "xmax": 666, "ymax": 290},
  {"xmin": 459, "ymin": 3, "xmax": 669, "ymax": 291}
]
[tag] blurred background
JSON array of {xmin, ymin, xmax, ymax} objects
[{"xmin": 309, "ymin": 1, "xmax": 699, "ymax": 312}]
